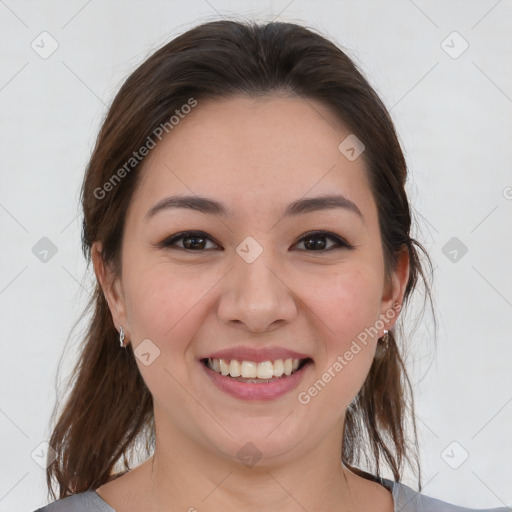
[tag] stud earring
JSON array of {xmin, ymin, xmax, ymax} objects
[{"xmin": 381, "ymin": 329, "xmax": 389, "ymax": 348}]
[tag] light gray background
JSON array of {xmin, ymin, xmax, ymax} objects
[{"xmin": 1, "ymin": 1, "xmax": 511, "ymax": 511}]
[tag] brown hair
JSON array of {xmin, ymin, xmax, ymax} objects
[{"xmin": 45, "ymin": 19, "xmax": 434, "ymax": 501}]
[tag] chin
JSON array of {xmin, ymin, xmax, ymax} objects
[{"xmin": 200, "ymin": 413, "xmax": 314, "ymax": 468}]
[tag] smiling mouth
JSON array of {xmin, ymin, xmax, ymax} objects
[{"xmin": 201, "ymin": 357, "xmax": 312, "ymax": 383}]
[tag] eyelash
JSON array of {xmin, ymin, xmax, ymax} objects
[{"xmin": 157, "ymin": 230, "xmax": 355, "ymax": 253}]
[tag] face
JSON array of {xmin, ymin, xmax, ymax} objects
[{"xmin": 95, "ymin": 95, "xmax": 408, "ymax": 468}]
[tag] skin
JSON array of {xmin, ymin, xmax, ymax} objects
[{"xmin": 93, "ymin": 95, "xmax": 409, "ymax": 512}]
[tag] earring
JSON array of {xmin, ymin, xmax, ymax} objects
[
  {"xmin": 119, "ymin": 327, "xmax": 125, "ymax": 348},
  {"xmin": 381, "ymin": 329, "xmax": 389, "ymax": 349}
]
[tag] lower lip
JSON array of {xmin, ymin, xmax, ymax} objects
[{"xmin": 200, "ymin": 360, "xmax": 310, "ymax": 401}]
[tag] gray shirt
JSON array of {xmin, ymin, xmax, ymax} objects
[{"xmin": 32, "ymin": 478, "xmax": 510, "ymax": 511}]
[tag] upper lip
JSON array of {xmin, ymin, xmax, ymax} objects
[{"xmin": 200, "ymin": 346, "xmax": 311, "ymax": 363}]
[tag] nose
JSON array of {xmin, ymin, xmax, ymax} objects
[{"xmin": 217, "ymin": 245, "xmax": 298, "ymax": 333}]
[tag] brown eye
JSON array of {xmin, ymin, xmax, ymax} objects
[
  {"xmin": 294, "ymin": 231, "xmax": 354, "ymax": 252},
  {"xmin": 159, "ymin": 231, "xmax": 220, "ymax": 251},
  {"xmin": 157, "ymin": 230, "xmax": 354, "ymax": 253}
]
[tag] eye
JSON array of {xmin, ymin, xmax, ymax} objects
[
  {"xmin": 293, "ymin": 231, "xmax": 354, "ymax": 252},
  {"xmin": 158, "ymin": 231, "xmax": 220, "ymax": 251},
  {"xmin": 157, "ymin": 230, "xmax": 354, "ymax": 252}
]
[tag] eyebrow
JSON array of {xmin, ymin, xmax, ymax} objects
[{"xmin": 144, "ymin": 194, "xmax": 364, "ymax": 222}]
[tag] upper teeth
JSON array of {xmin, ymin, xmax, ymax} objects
[{"xmin": 207, "ymin": 358, "xmax": 301, "ymax": 379}]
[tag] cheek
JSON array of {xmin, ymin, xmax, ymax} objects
[
  {"xmin": 297, "ymin": 265, "xmax": 382, "ymax": 409},
  {"xmin": 121, "ymin": 263, "xmax": 216, "ymax": 402},
  {"xmin": 122, "ymin": 261, "xmax": 217, "ymax": 350},
  {"xmin": 301, "ymin": 264, "xmax": 383, "ymax": 342}
]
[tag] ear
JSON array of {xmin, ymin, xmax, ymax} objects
[
  {"xmin": 380, "ymin": 245, "xmax": 410, "ymax": 332},
  {"xmin": 91, "ymin": 241, "xmax": 128, "ymax": 334}
]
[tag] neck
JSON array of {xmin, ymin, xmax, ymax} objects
[{"xmin": 141, "ymin": 413, "xmax": 365, "ymax": 512}]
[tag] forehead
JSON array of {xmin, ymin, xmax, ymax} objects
[{"xmin": 129, "ymin": 95, "xmax": 376, "ymax": 224}]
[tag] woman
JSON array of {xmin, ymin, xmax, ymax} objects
[{"xmin": 33, "ymin": 19, "xmax": 508, "ymax": 512}]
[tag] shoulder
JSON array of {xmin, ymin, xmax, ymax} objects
[
  {"xmin": 32, "ymin": 490, "xmax": 116, "ymax": 512},
  {"xmin": 382, "ymin": 478, "xmax": 510, "ymax": 512}
]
